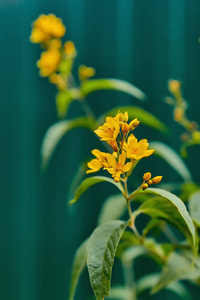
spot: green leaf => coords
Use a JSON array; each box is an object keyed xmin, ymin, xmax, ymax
[
  {"xmin": 87, "ymin": 220, "xmax": 129, "ymax": 300},
  {"xmin": 105, "ymin": 286, "xmax": 132, "ymax": 299},
  {"xmin": 69, "ymin": 239, "xmax": 88, "ymax": 300},
  {"xmin": 135, "ymin": 188, "xmax": 196, "ymax": 246},
  {"xmin": 68, "ymin": 161, "xmax": 88, "ymax": 201},
  {"xmin": 149, "ymin": 142, "xmax": 192, "ymax": 182},
  {"xmin": 98, "ymin": 106, "xmax": 168, "ymax": 135},
  {"xmin": 151, "ymin": 252, "xmax": 200, "ymax": 294},
  {"xmin": 142, "ymin": 218, "xmax": 166, "ymax": 237},
  {"xmin": 98, "ymin": 194, "xmax": 127, "ymax": 225},
  {"xmin": 181, "ymin": 139, "xmax": 200, "ymax": 158},
  {"xmin": 179, "ymin": 182, "xmax": 200, "ymax": 202},
  {"xmin": 188, "ymin": 190, "xmax": 200, "ymax": 226},
  {"xmin": 56, "ymin": 90, "xmax": 74, "ymax": 118},
  {"xmin": 81, "ymin": 79, "xmax": 146, "ymax": 100},
  {"xmin": 137, "ymin": 273, "xmax": 192, "ymax": 300},
  {"xmin": 69, "ymin": 176, "xmax": 124, "ymax": 204},
  {"xmin": 41, "ymin": 117, "xmax": 95, "ymax": 169}
]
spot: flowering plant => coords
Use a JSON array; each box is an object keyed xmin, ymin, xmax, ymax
[{"xmin": 31, "ymin": 14, "xmax": 200, "ymax": 300}]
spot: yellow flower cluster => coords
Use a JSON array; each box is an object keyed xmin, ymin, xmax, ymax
[
  {"xmin": 87, "ymin": 111, "xmax": 155, "ymax": 183},
  {"xmin": 30, "ymin": 14, "xmax": 76, "ymax": 80},
  {"xmin": 30, "ymin": 14, "xmax": 66, "ymax": 44}
]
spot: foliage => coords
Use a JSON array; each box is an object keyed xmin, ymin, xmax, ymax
[{"xmin": 31, "ymin": 14, "xmax": 200, "ymax": 300}]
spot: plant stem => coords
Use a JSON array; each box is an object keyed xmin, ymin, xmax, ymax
[{"xmin": 122, "ymin": 260, "xmax": 137, "ymax": 300}]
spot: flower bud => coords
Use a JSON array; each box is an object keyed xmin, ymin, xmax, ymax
[
  {"xmin": 141, "ymin": 183, "xmax": 148, "ymax": 190},
  {"xmin": 173, "ymin": 107, "xmax": 183, "ymax": 122},
  {"xmin": 147, "ymin": 180, "xmax": 153, "ymax": 185},
  {"xmin": 168, "ymin": 80, "xmax": 181, "ymax": 95},
  {"xmin": 129, "ymin": 118, "xmax": 140, "ymax": 130},
  {"xmin": 143, "ymin": 172, "xmax": 151, "ymax": 181},
  {"xmin": 122, "ymin": 123, "xmax": 130, "ymax": 133},
  {"xmin": 152, "ymin": 176, "xmax": 162, "ymax": 184}
]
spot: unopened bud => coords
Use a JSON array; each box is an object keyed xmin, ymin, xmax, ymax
[
  {"xmin": 147, "ymin": 180, "xmax": 153, "ymax": 185},
  {"xmin": 181, "ymin": 133, "xmax": 189, "ymax": 141},
  {"xmin": 122, "ymin": 123, "xmax": 130, "ymax": 133},
  {"xmin": 168, "ymin": 80, "xmax": 181, "ymax": 95},
  {"xmin": 152, "ymin": 176, "xmax": 162, "ymax": 184},
  {"xmin": 143, "ymin": 172, "xmax": 151, "ymax": 181},
  {"xmin": 173, "ymin": 108, "xmax": 183, "ymax": 122},
  {"xmin": 141, "ymin": 183, "xmax": 148, "ymax": 190},
  {"xmin": 129, "ymin": 118, "xmax": 140, "ymax": 130}
]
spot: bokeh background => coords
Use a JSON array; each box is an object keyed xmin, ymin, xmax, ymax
[{"xmin": 1, "ymin": 0, "xmax": 200, "ymax": 299}]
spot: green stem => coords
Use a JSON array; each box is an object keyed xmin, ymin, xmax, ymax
[{"xmin": 80, "ymin": 99, "xmax": 96, "ymax": 120}]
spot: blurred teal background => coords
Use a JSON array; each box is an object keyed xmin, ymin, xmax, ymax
[{"xmin": 1, "ymin": 0, "xmax": 200, "ymax": 299}]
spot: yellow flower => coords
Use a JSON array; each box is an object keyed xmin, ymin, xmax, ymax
[
  {"xmin": 104, "ymin": 152, "xmax": 132, "ymax": 182},
  {"xmin": 94, "ymin": 116, "xmax": 120, "ymax": 141},
  {"xmin": 115, "ymin": 111, "xmax": 139, "ymax": 133},
  {"xmin": 49, "ymin": 39, "xmax": 62, "ymax": 50},
  {"xmin": 37, "ymin": 50, "xmax": 61, "ymax": 77},
  {"xmin": 78, "ymin": 65, "xmax": 95, "ymax": 81},
  {"xmin": 116, "ymin": 111, "xmax": 128, "ymax": 123},
  {"xmin": 86, "ymin": 149, "xmax": 108, "ymax": 174},
  {"xmin": 124, "ymin": 134, "xmax": 154, "ymax": 160},
  {"xmin": 64, "ymin": 41, "xmax": 76, "ymax": 57},
  {"xmin": 30, "ymin": 14, "xmax": 66, "ymax": 44}
]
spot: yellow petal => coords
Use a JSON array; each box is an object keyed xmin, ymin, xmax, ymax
[
  {"xmin": 107, "ymin": 154, "xmax": 117, "ymax": 168},
  {"xmin": 122, "ymin": 162, "xmax": 132, "ymax": 173}
]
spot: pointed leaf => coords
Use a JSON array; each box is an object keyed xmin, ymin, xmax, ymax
[
  {"xmin": 69, "ymin": 176, "xmax": 124, "ymax": 204},
  {"xmin": 137, "ymin": 273, "xmax": 192, "ymax": 300},
  {"xmin": 68, "ymin": 161, "xmax": 88, "ymax": 201},
  {"xmin": 150, "ymin": 142, "xmax": 192, "ymax": 182},
  {"xmin": 69, "ymin": 239, "xmax": 88, "ymax": 300},
  {"xmin": 87, "ymin": 220, "xmax": 129, "ymax": 300},
  {"xmin": 151, "ymin": 252, "xmax": 200, "ymax": 294},
  {"xmin": 41, "ymin": 117, "xmax": 95, "ymax": 169},
  {"xmin": 188, "ymin": 190, "xmax": 200, "ymax": 226},
  {"xmin": 135, "ymin": 188, "xmax": 195, "ymax": 246},
  {"xmin": 81, "ymin": 79, "xmax": 146, "ymax": 100},
  {"xmin": 98, "ymin": 194, "xmax": 127, "ymax": 225},
  {"xmin": 98, "ymin": 106, "xmax": 168, "ymax": 135}
]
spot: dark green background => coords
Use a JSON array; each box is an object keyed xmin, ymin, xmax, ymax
[{"xmin": 1, "ymin": 0, "xmax": 200, "ymax": 299}]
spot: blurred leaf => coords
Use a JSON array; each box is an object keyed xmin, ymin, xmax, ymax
[
  {"xmin": 87, "ymin": 220, "xmax": 129, "ymax": 300},
  {"xmin": 179, "ymin": 182, "xmax": 200, "ymax": 202},
  {"xmin": 69, "ymin": 239, "xmax": 88, "ymax": 300},
  {"xmin": 151, "ymin": 252, "xmax": 200, "ymax": 294},
  {"xmin": 56, "ymin": 90, "xmax": 74, "ymax": 118},
  {"xmin": 188, "ymin": 190, "xmax": 200, "ymax": 226},
  {"xmin": 134, "ymin": 188, "xmax": 196, "ymax": 246},
  {"xmin": 41, "ymin": 117, "xmax": 95, "ymax": 169},
  {"xmin": 121, "ymin": 245, "xmax": 148, "ymax": 264},
  {"xmin": 149, "ymin": 142, "xmax": 192, "ymax": 182},
  {"xmin": 81, "ymin": 79, "xmax": 146, "ymax": 100},
  {"xmin": 142, "ymin": 218, "xmax": 166, "ymax": 237},
  {"xmin": 98, "ymin": 106, "xmax": 168, "ymax": 135},
  {"xmin": 105, "ymin": 286, "xmax": 132, "ymax": 299},
  {"xmin": 98, "ymin": 194, "xmax": 127, "ymax": 225},
  {"xmin": 181, "ymin": 140, "xmax": 200, "ymax": 158},
  {"xmin": 137, "ymin": 273, "xmax": 192, "ymax": 299},
  {"xmin": 68, "ymin": 161, "xmax": 88, "ymax": 201},
  {"xmin": 69, "ymin": 176, "xmax": 124, "ymax": 204},
  {"xmin": 116, "ymin": 232, "xmax": 139, "ymax": 258}
]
